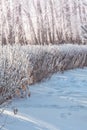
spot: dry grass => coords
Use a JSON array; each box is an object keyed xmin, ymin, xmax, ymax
[{"xmin": 0, "ymin": 44, "xmax": 87, "ymax": 104}]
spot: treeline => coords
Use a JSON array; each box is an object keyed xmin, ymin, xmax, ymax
[{"xmin": 0, "ymin": 0, "xmax": 87, "ymax": 45}]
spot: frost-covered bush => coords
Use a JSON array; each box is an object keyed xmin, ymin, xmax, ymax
[
  {"xmin": 1, "ymin": 44, "xmax": 87, "ymax": 103},
  {"xmin": 0, "ymin": 45, "xmax": 30, "ymax": 104},
  {"xmin": 27, "ymin": 44, "xmax": 87, "ymax": 83}
]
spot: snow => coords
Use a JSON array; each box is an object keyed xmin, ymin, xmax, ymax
[{"xmin": 1, "ymin": 67, "xmax": 87, "ymax": 130}]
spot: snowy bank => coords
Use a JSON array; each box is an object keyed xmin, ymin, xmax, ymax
[{"xmin": 0, "ymin": 44, "xmax": 87, "ymax": 102}]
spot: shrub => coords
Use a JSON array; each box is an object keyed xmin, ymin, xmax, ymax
[{"xmin": 1, "ymin": 44, "xmax": 87, "ymax": 104}]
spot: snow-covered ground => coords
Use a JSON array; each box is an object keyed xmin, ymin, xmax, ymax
[{"xmin": 1, "ymin": 68, "xmax": 87, "ymax": 130}]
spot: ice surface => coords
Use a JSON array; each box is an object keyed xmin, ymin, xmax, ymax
[{"xmin": 1, "ymin": 68, "xmax": 87, "ymax": 130}]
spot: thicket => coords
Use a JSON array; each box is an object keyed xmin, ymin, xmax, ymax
[{"xmin": 1, "ymin": 44, "xmax": 87, "ymax": 104}]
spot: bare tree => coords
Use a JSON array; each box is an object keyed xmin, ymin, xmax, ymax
[
  {"xmin": 0, "ymin": 0, "xmax": 87, "ymax": 45},
  {"xmin": 81, "ymin": 2, "xmax": 87, "ymax": 41}
]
